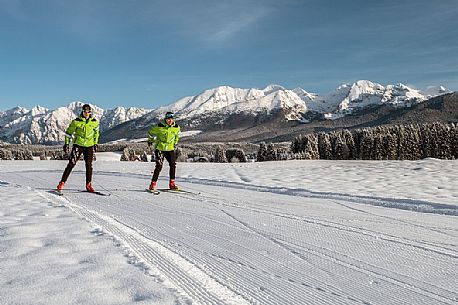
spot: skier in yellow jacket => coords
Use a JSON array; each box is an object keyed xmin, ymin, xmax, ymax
[
  {"xmin": 57, "ymin": 104, "xmax": 99, "ymax": 193},
  {"xmin": 147, "ymin": 111, "xmax": 180, "ymax": 192}
]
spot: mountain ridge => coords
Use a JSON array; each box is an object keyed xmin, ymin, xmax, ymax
[
  {"xmin": 1, "ymin": 80, "xmax": 454, "ymax": 144},
  {"xmin": 0, "ymin": 101, "xmax": 150, "ymax": 144}
]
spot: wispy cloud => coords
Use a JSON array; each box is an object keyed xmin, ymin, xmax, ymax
[
  {"xmin": 0, "ymin": 0, "xmax": 276, "ymax": 45},
  {"xmin": 202, "ymin": 10, "xmax": 270, "ymax": 43},
  {"xmin": 141, "ymin": 0, "xmax": 276, "ymax": 45}
]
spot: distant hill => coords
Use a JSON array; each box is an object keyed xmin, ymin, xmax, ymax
[
  {"xmin": 0, "ymin": 102, "xmax": 151, "ymax": 144},
  {"xmin": 101, "ymin": 81, "xmax": 456, "ymax": 142},
  {"xmin": 178, "ymin": 92, "xmax": 458, "ymax": 143},
  {"xmin": 1, "ymin": 81, "xmax": 454, "ymax": 144}
]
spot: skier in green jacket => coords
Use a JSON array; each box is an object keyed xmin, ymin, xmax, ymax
[
  {"xmin": 148, "ymin": 111, "xmax": 181, "ymax": 192},
  {"xmin": 57, "ymin": 104, "xmax": 99, "ymax": 193}
]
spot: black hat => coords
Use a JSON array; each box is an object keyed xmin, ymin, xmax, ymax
[
  {"xmin": 165, "ymin": 112, "xmax": 174, "ymax": 119},
  {"xmin": 82, "ymin": 104, "xmax": 92, "ymax": 112}
]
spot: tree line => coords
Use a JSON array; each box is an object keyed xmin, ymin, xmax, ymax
[
  {"xmin": 290, "ymin": 123, "xmax": 458, "ymax": 160},
  {"xmin": 2, "ymin": 123, "xmax": 457, "ymax": 161}
]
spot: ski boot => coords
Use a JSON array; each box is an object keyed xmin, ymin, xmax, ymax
[
  {"xmin": 57, "ymin": 181, "xmax": 65, "ymax": 192},
  {"xmin": 149, "ymin": 181, "xmax": 157, "ymax": 192},
  {"xmin": 169, "ymin": 179, "xmax": 179, "ymax": 191},
  {"xmin": 86, "ymin": 182, "xmax": 95, "ymax": 193}
]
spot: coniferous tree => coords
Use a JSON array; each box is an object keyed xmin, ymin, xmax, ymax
[
  {"xmin": 307, "ymin": 134, "xmax": 320, "ymax": 159},
  {"xmin": 399, "ymin": 125, "xmax": 422, "ymax": 160},
  {"xmin": 214, "ymin": 145, "xmax": 227, "ymax": 163},
  {"xmin": 343, "ymin": 129, "xmax": 356, "ymax": 159},
  {"xmin": 419, "ymin": 124, "xmax": 433, "ymax": 158},
  {"xmin": 40, "ymin": 152, "xmax": 47, "ymax": 160},
  {"xmin": 120, "ymin": 147, "xmax": 130, "ymax": 161},
  {"xmin": 318, "ymin": 133, "xmax": 332, "ymax": 159},
  {"xmin": 429, "ymin": 123, "xmax": 441, "ymax": 158},
  {"xmin": 436, "ymin": 123, "xmax": 452, "ymax": 159},
  {"xmin": 451, "ymin": 123, "xmax": 458, "ymax": 159},
  {"xmin": 359, "ymin": 129, "xmax": 373, "ymax": 160},
  {"xmin": 299, "ymin": 134, "xmax": 308, "ymax": 153},
  {"xmin": 226, "ymin": 148, "xmax": 247, "ymax": 162},
  {"xmin": 382, "ymin": 131, "xmax": 398, "ymax": 160},
  {"xmin": 332, "ymin": 131, "xmax": 350, "ymax": 160},
  {"xmin": 372, "ymin": 134, "xmax": 384, "ymax": 160},
  {"xmin": 291, "ymin": 136, "xmax": 301, "ymax": 154},
  {"xmin": 352, "ymin": 130, "xmax": 364, "ymax": 159},
  {"xmin": 291, "ymin": 122, "xmax": 457, "ymax": 161},
  {"xmin": 265, "ymin": 143, "xmax": 278, "ymax": 161},
  {"xmin": 257, "ymin": 142, "xmax": 267, "ymax": 161},
  {"xmin": 394, "ymin": 125, "xmax": 406, "ymax": 160}
]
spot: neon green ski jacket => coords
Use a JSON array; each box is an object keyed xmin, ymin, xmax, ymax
[
  {"xmin": 64, "ymin": 115, "xmax": 100, "ymax": 147},
  {"xmin": 148, "ymin": 120, "xmax": 180, "ymax": 151}
]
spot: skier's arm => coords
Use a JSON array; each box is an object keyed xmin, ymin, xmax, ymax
[
  {"xmin": 93, "ymin": 121, "xmax": 100, "ymax": 144},
  {"xmin": 64, "ymin": 121, "xmax": 77, "ymax": 145},
  {"xmin": 148, "ymin": 126, "xmax": 159, "ymax": 145},
  {"xmin": 174, "ymin": 126, "xmax": 180, "ymax": 146}
]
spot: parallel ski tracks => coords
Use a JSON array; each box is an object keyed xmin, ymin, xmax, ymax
[
  {"xmin": 32, "ymin": 171, "xmax": 457, "ymax": 305},
  {"xmin": 57, "ymin": 197, "xmax": 251, "ymax": 305},
  {"xmin": 221, "ymin": 209, "xmax": 456, "ymax": 305},
  {"xmin": 187, "ymin": 189, "xmax": 458, "ymax": 260},
  {"xmin": 135, "ymin": 186, "xmax": 458, "ymax": 304}
]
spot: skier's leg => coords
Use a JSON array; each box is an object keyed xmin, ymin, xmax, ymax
[
  {"xmin": 164, "ymin": 150, "xmax": 177, "ymax": 189},
  {"xmin": 164, "ymin": 150, "xmax": 176, "ymax": 180},
  {"xmin": 151, "ymin": 150, "xmax": 164, "ymax": 182},
  {"xmin": 83, "ymin": 146, "xmax": 94, "ymax": 184},
  {"xmin": 60, "ymin": 145, "xmax": 82, "ymax": 183}
]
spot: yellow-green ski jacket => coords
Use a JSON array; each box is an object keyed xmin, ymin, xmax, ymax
[
  {"xmin": 148, "ymin": 120, "xmax": 180, "ymax": 151},
  {"xmin": 64, "ymin": 115, "xmax": 100, "ymax": 147}
]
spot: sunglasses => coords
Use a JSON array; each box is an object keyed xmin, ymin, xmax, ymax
[
  {"xmin": 83, "ymin": 110, "xmax": 91, "ymax": 113},
  {"xmin": 165, "ymin": 115, "xmax": 174, "ymax": 119}
]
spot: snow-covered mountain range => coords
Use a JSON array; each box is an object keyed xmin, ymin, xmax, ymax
[
  {"xmin": 138, "ymin": 80, "xmax": 451, "ymax": 125},
  {"xmin": 1, "ymin": 80, "xmax": 452, "ymax": 144},
  {"xmin": 0, "ymin": 102, "xmax": 150, "ymax": 144}
]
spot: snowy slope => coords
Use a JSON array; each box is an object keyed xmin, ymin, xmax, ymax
[
  {"xmin": 139, "ymin": 81, "xmax": 448, "ymax": 124},
  {"xmin": 0, "ymin": 159, "xmax": 457, "ymax": 305},
  {"xmin": 1, "ymin": 81, "xmax": 452, "ymax": 143},
  {"xmin": 148, "ymin": 84, "xmax": 307, "ymax": 121},
  {"xmin": 421, "ymin": 85, "xmax": 452, "ymax": 98},
  {"xmin": 308, "ymin": 80, "xmax": 426, "ymax": 118},
  {"xmin": 0, "ymin": 101, "xmax": 151, "ymax": 144}
]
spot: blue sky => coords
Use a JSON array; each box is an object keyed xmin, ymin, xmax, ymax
[{"xmin": 1, "ymin": 0, "xmax": 457, "ymax": 110}]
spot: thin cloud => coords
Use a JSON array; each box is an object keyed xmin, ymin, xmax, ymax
[
  {"xmin": 204, "ymin": 10, "xmax": 270, "ymax": 43},
  {"xmin": 142, "ymin": 0, "xmax": 276, "ymax": 45},
  {"xmin": 9, "ymin": 0, "xmax": 276, "ymax": 45}
]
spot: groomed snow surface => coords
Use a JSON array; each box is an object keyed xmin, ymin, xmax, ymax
[{"xmin": 1, "ymin": 156, "xmax": 457, "ymax": 305}]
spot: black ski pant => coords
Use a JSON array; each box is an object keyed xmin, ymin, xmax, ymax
[
  {"xmin": 152, "ymin": 149, "xmax": 176, "ymax": 182},
  {"xmin": 61, "ymin": 145, "xmax": 94, "ymax": 184}
]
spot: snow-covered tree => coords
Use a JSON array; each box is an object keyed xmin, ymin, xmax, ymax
[
  {"xmin": 318, "ymin": 133, "xmax": 332, "ymax": 159},
  {"xmin": 120, "ymin": 147, "xmax": 130, "ymax": 161},
  {"xmin": 331, "ymin": 131, "xmax": 350, "ymax": 160},
  {"xmin": 257, "ymin": 143, "xmax": 268, "ymax": 162},
  {"xmin": 226, "ymin": 148, "xmax": 247, "ymax": 163},
  {"xmin": 214, "ymin": 146, "xmax": 227, "ymax": 163}
]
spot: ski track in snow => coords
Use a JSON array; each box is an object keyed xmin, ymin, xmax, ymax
[
  {"xmin": 1, "ymin": 162, "xmax": 457, "ymax": 305},
  {"xmin": 7, "ymin": 168, "xmax": 458, "ymax": 215}
]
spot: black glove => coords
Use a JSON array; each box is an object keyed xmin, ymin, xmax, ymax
[
  {"xmin": 63, "ymin": 144, "xmax": 69, "ymax": 153},
  {"xmin": 94, "ymin": 144, "xmax": 98, "ymax": 152}
]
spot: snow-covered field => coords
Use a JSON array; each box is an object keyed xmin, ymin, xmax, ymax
[{"xmin": 1, "ymin": 156, "xmax": 457, "ymax": 304}]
